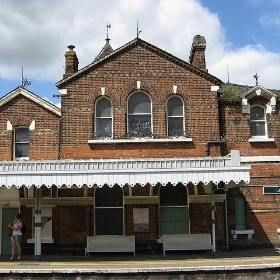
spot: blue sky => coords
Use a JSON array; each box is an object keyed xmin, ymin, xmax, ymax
[{"xmin": 0, "ymin": 0, "xmax": 279, "ymax": 107}]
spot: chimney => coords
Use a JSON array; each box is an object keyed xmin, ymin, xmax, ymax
[
  {"xmin": 189, "ymin": 35, "xmax": 207, "ymax": 72},
  {"xmin": 64, "ymin": 45, "xmax": 79, "ymax": 78}
]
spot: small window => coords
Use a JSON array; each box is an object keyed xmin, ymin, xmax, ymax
[
  {"xmin": 95, "ymin": 98, "xmax": 112, "ymax": 138},
  {"xmin": 127, "ymin": 91, "xmax": 152, "ymax": 137},
  {"xmin": 167, "ymin": 96, "xmax": 184, "ymax": 137},
  {"xmin": 250, "ymin": 106, "xmax": 266, "ymax": 137},
  {"xmin": 14, "ymin": 127, "xmax": 29, "ymax": 159}
]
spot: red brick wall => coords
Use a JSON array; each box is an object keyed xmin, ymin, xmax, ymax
[
  {"xmin": 0, "ymin": 95, "xmax": 60, "ymax": 160},
  {"xmin": 60, "ymin": 45, "xmax": 220, "ymax": 159}
]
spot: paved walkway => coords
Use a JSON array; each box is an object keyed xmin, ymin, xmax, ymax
[{"xmin": 0, "ymin": 247, "xmax": 280, "ymax": 274}]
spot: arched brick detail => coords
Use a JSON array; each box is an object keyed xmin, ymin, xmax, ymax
[
  {"xmin": 118, "ymin": 80, "xmax": 159, "ymax": 107},
  {"xmin": 10, "ymin": 116, "xmax": 32, "ymax": 127}
]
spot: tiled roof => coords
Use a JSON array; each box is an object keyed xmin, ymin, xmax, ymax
[{"xmin": 94, "ymin": 39, "xmax": 113, "ymax": 61}]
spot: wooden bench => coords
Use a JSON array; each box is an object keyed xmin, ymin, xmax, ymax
[
  {"xmin": 85, "ymin": 235, "xmax": 135, "ymax": 257},
  {"xmin": 162, "ymin": 233, "xmax": 213, "ymax": 256}
]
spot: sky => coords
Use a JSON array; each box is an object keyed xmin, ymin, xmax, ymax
[{"xmin": 0, "ymin": 0, "xmax": 280, "ymax": 107}]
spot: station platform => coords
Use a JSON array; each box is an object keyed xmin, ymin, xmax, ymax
[{"xmin": 0, "ymin": 247, "xmax": 280, "ymax": 279}]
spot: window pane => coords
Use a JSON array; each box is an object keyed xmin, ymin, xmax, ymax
[
  {"xmin": 95, "ymin": 208, "xmax": 123, "ymax": 235},
  {"xmin": 250, "ymin": 122, "xmax": 265, "ymax": 136},
  {"xmin": 128, "ymin": 115, "xmax": 151, "ymax": 136},
  {"xmin": 160, "ymin": 184, "xmax": 187, "ymax": 206},
  {"xmin": 15, "ymin": 144, "xmax": 29, "ymax": 157},
  {"xmin": 96, "ymin": 119, "xmax": 112, "ymax": 137},
  {"xmin": 168, "ymin": 97, "xmax": 183, "ymax": 116},
  {"xmin": 250, "ymin": 107, "xmax": 265, "ymax": 121},
  {"xmin": 168, "ymin": 117, "xmax": 183, "ymax": 136},
  {"xmin": 96, "ymin": 99, "xmax": 111, "ymax": 117},
  {"xmin": 128, "ymin": 92, "xmax": 151, "ymax": 114},
  {"xmin": 15, "ymin": 128, "xmax": 29, "ymax": 142},
  {"xmin": 95, "ymin": 185, "xmax": 123, "ymax": 207}
]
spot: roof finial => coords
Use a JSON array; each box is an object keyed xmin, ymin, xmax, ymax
[
  {"xmin": 106, "ymin": 21, "xmax": 111, "ymax": 42},
  {"xmin": 137, "ymin": 21, "xmax": 141, "ymax": 38},
  {"xmin": 21, "ymin": 67, "xmax": 31, "ymax": 88},
  {"xmin": 253, "ymin": 72, "xmax": 260, "ymax": 86}
]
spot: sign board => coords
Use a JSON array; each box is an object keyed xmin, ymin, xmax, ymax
[
  {"xmin": 133, "ymin": 207, "xmax": 149, "ymax": 232},
  {"xmin": 263, "ymin": 186, "xmax": 280, "ymax": 194}
]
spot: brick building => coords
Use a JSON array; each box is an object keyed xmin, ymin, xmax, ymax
[{"xmin": 0, "ymin": 34, "xmax": 279, "ymax": 257}]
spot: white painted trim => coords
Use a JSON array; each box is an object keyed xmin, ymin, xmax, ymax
[
  {"xmin": 211, "ymin": 86, "xmax": 219, "ymax": 92},
  {"xmin": 248, "ymin": 137, "xmax": 275, "ymax": 143},
  {"xmin": 241, "ymin": 156, "xmax": 280, "ymax": 163},
  {"xmin": 58, "ymin": 89, "xmax": 67, "ymax": 95},
  {"xmin": 0, "ymin": 87, "xmax": 61, "ymax": 116}
]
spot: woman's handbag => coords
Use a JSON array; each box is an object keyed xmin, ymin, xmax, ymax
[{"xmin": 6, "ymin": 225, "xmax": 13, "ymax": 236}]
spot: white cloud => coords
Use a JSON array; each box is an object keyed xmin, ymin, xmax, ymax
[{"xmin": 0, "ymin": 0, "xmax": 279, "ymax": 91}]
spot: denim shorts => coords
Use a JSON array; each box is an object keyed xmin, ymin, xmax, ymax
[{"xmin": 11, "ymin": 235, "xmax": 22, "ymax": 243}]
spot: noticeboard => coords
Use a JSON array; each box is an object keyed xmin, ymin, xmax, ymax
[
  {"xmin": 263, "ymin": 186, "xmax": 280, "ymax": 194},
  {"xmin": 133, "ymin": 207, "xmax": 149, "ymax": 232}
]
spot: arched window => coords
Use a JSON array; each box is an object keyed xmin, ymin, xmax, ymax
[
  {"xmin": 250, "ymin": 106, "xmax": 267, "ymax": 138},
  {"xmin": 95, "ymin": 98, "xmax": 112, "ymax": 138},
  {"xmin": 14, "ymin": 127, "xmax": 29, "ymax": 160},
  {"xmin": 167, "ymin": 96, "xmax": 184, "ymax": 137},
  {"xmin": 127, "ymin": 91, "xmax": 152, "ymax": 137}
]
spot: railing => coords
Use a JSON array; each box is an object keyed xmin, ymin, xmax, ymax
[
  {"xmin": 0, "ymin": 154, "xmax": 238, "ymax": 173},
  {"xmin": 93, "ymin": 129, "xmax": 191, "ymax": 140}
]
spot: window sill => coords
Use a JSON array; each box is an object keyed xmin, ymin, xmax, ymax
[
  {"xmin": 14, "ymin": 157, "xmax": 29, "ymax": 161},
  {"xmin": 88, "ymin": 138, "xmax": 193, "ymax": 144},
  {"xmin": 249, "ymin": 137, "xmax": 275, "ymax": 143}
]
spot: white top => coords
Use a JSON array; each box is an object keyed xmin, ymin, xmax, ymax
[{"xmin": 12, "ymin": 220, "xmax": 22, "ymax": 236}]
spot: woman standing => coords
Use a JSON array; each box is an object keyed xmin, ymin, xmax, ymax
[{"xmin": 8, "ymin": 213, "xmax": 23, "ymax": 260}]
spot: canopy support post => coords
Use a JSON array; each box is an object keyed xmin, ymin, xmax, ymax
[
  {"xmin": 34, "ymin": 187, "xmax": 42, "ymax": 261},
  {"xmin": 224, "ymin": 188, "xmax": 229, "ymax": 251},
  {"xmin": 211, "ymin": 188, "xmax": 216, "ymax": 256}
]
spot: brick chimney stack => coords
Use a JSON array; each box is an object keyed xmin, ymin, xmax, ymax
[
  {"xmin": 189, "ymin": 35, "xmax": 207, "ymax": 72},
  {"xmin": 64, "ymin": 45, "xmax": 79, "ymax": 78}
]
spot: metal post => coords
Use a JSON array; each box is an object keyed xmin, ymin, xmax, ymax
[
  {"xmin": 34, "ymin": 187, "xmax": 42, "ymax": 261},
  {"xmin": 211, "ymin": 189, "xmax": 216, "ymax": 255},
  {"xmin": 224, "ymin": 189, "xmax": 229, "ymax": 251}
]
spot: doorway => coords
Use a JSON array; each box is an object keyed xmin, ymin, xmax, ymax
[{"xmin": 1, "ymin": 208, "xmax": 19, "ymax": 255}]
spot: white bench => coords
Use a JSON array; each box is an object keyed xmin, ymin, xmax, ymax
[
  {"xmin": 231, "ymin": 229, "xmax": 254, "ymax": 240},
  {"xmin": 85, "ymin": 235, "xmax": 135, "ymax": 257},
  {"xmin": 162, "ymin": 233, "xmax": 213, "ymax": 256}
]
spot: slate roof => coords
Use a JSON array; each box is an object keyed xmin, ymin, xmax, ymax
[{"xmin": 94, "ymin": 38, "xmax": 113, "ymax": 61}]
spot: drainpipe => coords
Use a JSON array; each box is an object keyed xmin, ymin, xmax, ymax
[
  {"xmin": 57, "ymin": 116, "xmax": 62, "ymax": 160},
  {"xmin": 206, "ymin": 140, "xmax": 224, "ymax": 156}
]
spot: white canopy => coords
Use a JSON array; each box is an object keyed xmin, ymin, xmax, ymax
[{"xmin": 0, "ymin": 150, "xmax": 250, "ymax": 188}]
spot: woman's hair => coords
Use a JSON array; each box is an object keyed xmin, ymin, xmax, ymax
[{"xmin": 16, "ymin": 213, "xmax": 22, "ymax": 220}]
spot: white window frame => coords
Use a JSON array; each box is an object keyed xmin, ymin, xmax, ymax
[
  {"xmin": 94, "ymin": 97, "xmax": 113, "ymax": 138},
  {"xmin": 166, "ymin": 95, "xmax": 185, "ymax": 137},
  {"xmin": 127, "ymin": 91, "xmax": 152, "ymax": 137},
  {"xmin": 14, "ymin": 127, "xmax": 29, "ymax": 160},
  {"xmin": 249, "ymin": 105, "xmax": 268, "ymax": 140}
]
